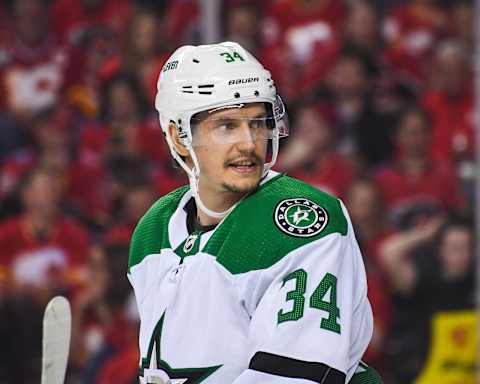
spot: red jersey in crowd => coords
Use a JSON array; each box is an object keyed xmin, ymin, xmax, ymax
[
  {"xmin": 95, "ymin": 313, "xmax": 139, "ymax": 384},
  {"xmin": 103, "ymin": 224, "xmax": 134, "ymax": 247},
  {"xmin": 164, "ymin": 0, "xmax": 199, "ymax": 45},
  {"xmin": 290, "ymin": 152, "xmax": 355, "ymax": 199},
  {"xmin": 260, "ymin": 0, "xmax": 343, "ymax": 99},
  {"xmin": 50, "ymin": 0, "xmax": 132, "ymax": 43},
  {"xmin": 374, "ymin": 161, "xmax": 465, "ymax": 228},
  {"xmin": 260, "ymin": 37, "xmax": 339, "ymax": 99},
  {"xmin": 383, "ymin": 3, "xmax": 450, "ymax": 83},
  {"xmin": 0, "ymin": 215, "xmax": 89, "ymax": 286},
  {"xmin": 0, "ymin": 36, "xmax": 67, "ymax": 114},
  {"xmin": 422, "ymin": 86, "xmax": 474, "ymax": 163},
  {"xmin": 262, "ymin": 0, "xmax": 345, "ymax": 48}
]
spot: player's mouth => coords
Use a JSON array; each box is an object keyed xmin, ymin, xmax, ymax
[{"xmin": 226, "ymin": 158, "xmax": 259, "ymax": 174}]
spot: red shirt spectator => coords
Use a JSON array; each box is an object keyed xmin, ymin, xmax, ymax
[
  {"xmin": 279, "ymin": 103, "xmax": 354, "ymax": 197},
  {"xmin": 374, "ymin": 106, "xmax": 466, "ymax": 229},
  {"xmin": 345, "ymin": 178, "xmax": 396, "ymax": 272},
  {"xmin": 68, "ymin": 155, "xmax": 112, "ymax": 223},
  {"xmin": 165, "ymin": 0, "xmax": 199, "ymax": 45},
  {"xmin": 0, "ymin": 38, "xmax": 67, "ymax": 116},
  {"xmin": 423, "ymin": 87, "xmax": 474, "ymax": 163},
  {"xmin": 50, "ymin": 0, "xmax": 132, "ymax": 43},
  {"xmin": 422, "ymin": 40, "xmax": 474, "ymax": 163},
  {"xmin": 383, "ymin": 0, "xmax": 450, "ymax": 84},
  {"xmin": 375, "ymin": 161, "xmax": 465, "ymax": 227},
  {"xmin": 0, "ymin": 169, "xmax": 89, "ymax": 289},
  {"xmin": 260, "ymin": 38, "xmax": 339, "ymax": 100},
  {"xmin": 262, "ymin": 0, "xmax": 345, "ymax": 48},
  {"xmin": 0, "ymin": 0, "xmax": 69, "ymax": 116},
  {"xmin": 0, "ymin": 215, "xmax": 89, "ymax": 271},
  {"xmin": 291, "ymin": 152, "xmax": 354, "ymax": 199},
  {"xmin": 260, "ymin": 0, "xmax": 343, "ymax": 99},
  {"xmin": 96, "ymin": 342, "xmax": 139, "ymax": 384}
]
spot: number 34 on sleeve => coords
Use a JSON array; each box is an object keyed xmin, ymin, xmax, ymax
[{"xmin": 277, "ymin": 269, "xmax": 341, "ymax": 334}]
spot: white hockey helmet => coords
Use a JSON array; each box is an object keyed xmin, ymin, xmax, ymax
[{"xmin": 155, "ymin": 41, "xmax": 288, "ymax": 218}]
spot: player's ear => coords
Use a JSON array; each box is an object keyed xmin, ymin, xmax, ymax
[{"xmin": 168, "ymin": 122, "xmax": 189, "ymax": 157}]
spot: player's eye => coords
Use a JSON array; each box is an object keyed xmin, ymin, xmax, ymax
[
  {"xmin": 249, "ymin": 118, "xmax": 268, "ymax": 130},
  {"xmin": 214, "ymin": 121, "xmax": 237, "ymax": 134},
  {"xmin": 222, "ymin": 122, "xmax": 236, "ymax": 130}
]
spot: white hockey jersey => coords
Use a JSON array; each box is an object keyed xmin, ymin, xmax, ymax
[{"xmin": 128, "ymin": 172, "xmax": 377, "ymax": 384}]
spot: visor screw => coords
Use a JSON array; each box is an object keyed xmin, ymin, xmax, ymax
[
  {"xmin": 234, "ymin": 92, "xmax": 240, "ymax": 98},
  {"xmin": 254, "ymin": 90, "xmax": 259, "ymax": 96}
]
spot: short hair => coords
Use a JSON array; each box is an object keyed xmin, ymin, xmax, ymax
[{"xmin": 99, "ymin": 72, "xmax": 150, "ymax": 121}]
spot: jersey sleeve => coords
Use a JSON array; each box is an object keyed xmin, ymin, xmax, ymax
[{"xmin": 232, "ymin": 201, "xmax": 373, "ymax": 384}]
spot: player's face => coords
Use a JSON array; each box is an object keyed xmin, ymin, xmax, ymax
[{"xmin": 192, "ymin": 103, "xmax": 269, "ymax": 197}]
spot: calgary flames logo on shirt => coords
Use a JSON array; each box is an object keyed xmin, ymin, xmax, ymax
[{"xmin": 274, "ymin": 198, "xmax": 328, "ymax": 237}]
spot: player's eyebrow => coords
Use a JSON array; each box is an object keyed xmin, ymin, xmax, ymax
[
  {"xmin": 251, "ymin": 111, "xmax": 268, "ymax": 119},
  {"xmin": 208, "ymin": 110, "xmax": 267, "ymax": 123},
  {"xmin": 211, "ymin": 116, "xmax": 236, "ymax": 125},
  {"xmin": 215, "ymin": 110, "xmax": 267, "ymax": 121}
]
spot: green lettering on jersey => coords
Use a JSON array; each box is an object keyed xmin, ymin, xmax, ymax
[
  {"xmin": 277, "ymin": 270, "xmax": 341, "ymax": 334},
  {"xmin": 310, "ymin": 272, "xmax": 341, "ymax": 334},
  {"xmin": 277, "ymin": 269, "xmax": 307, "ymax": 323}
]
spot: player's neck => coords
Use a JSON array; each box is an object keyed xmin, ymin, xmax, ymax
[{"xmin": 196, "ymin": 190, "xmax": 244, "ymax": 226}]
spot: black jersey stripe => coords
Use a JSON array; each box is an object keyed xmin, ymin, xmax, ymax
[{"xmin": 249, "ymin": 351, "xmax": 346, "ymax": 384}]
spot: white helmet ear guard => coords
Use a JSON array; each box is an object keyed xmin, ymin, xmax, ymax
[{"xmin": 155, "ymin": 42, "xmax": 289, "ymax": 218}]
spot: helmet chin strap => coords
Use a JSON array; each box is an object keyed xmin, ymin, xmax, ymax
[
  {"xmin": 190, "ymin": 177, "xmax": 235, "ymax": 219},
  {"xmin": 165, "ymin": 131, "xmax": 237, "ymax": 219},
  {"xmin": 189, "ymin": 149, "xmax": 236, "ymax": 219}
]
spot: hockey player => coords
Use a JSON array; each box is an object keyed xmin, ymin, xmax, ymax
[{"xmin": 128, "ymin": 42, "xmax": 382, "ymax": 383}]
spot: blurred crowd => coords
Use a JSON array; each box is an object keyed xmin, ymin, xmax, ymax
[{"xmin": 0, "ymin": 0, "xmax": 475, "ymax": 383}]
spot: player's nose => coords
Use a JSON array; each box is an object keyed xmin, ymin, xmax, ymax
[{"xmin": 235, "ymin": 123, "xmax": 256, "ymax": 150}]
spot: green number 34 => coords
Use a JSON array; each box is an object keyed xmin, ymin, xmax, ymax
[
  {"xmin": 277, "ymin": 269, "xmax": 341, "ymax": 334},
  {"xmin": 220, "ymin": 51, "xmax": 245, "ymax": 63}
]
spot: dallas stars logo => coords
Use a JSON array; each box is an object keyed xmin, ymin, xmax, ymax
[
  {"xmin": 274, "ymin": 198, "xmax": 328, "ymax": 237},
  {"xmin": 140, "ymin": 312, "xmax": 222, "ymax": 383}
]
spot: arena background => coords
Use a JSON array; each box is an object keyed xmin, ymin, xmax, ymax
[{"xmin": 0, "ymin": 0, "xmax": 476, "ymax": 383}]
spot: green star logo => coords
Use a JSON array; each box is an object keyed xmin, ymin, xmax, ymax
[
  {"xmin": 140, "ymin": 312, "xmax": 222, "ymax": 383},
  {"xmin": 285, "ymin": 205, "xmax": 317, "ymax": 228},
  {"xmin": 274, "ymin": 198, "xmax": 328, "ymax": 237}
]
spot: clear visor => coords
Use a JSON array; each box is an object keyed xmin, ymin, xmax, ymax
[{"xmin": 190, "ymin": 96, "xmax": 289, "ymax": 147}]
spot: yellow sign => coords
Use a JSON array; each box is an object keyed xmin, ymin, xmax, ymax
[{"xmin": 415, "ymin": 310, "xmax": 478, "ymax": 384}]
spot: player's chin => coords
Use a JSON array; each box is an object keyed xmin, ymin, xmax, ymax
[{"xmin": 223, "ymin": 167, "xmax": 262, "ymax": 192}]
